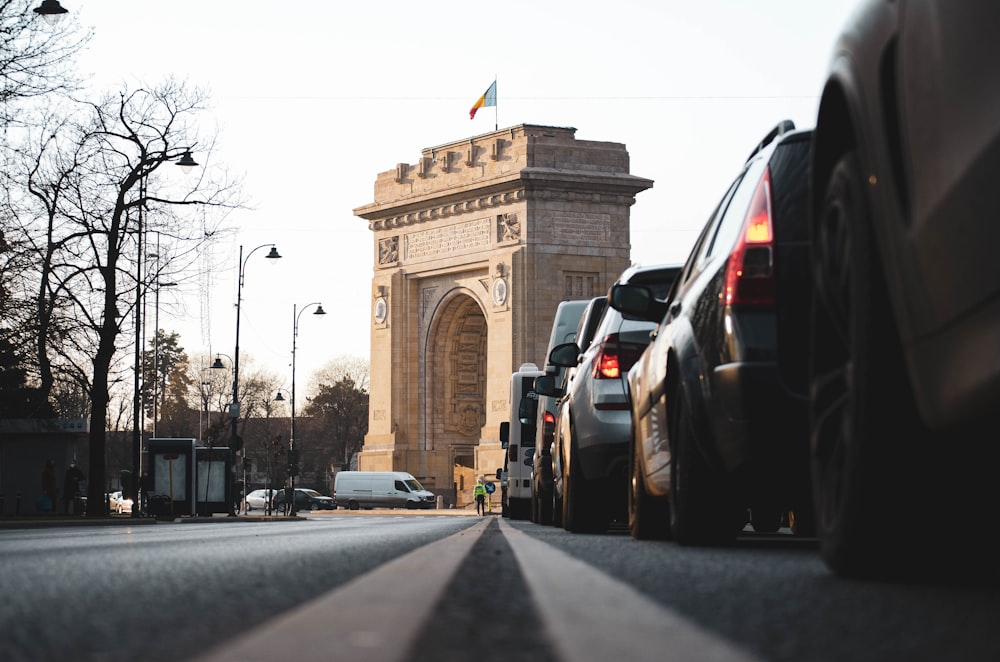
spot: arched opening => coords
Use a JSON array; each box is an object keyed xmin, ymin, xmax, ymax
[{"xmin": 424, "ymin": 290, "xmax": 488, "ymax": 497}]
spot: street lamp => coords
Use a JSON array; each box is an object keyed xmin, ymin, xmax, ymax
[
  {"xmin": 285, "ymin": 302, "xmax": 326, "ymax": 516},
  {"xmin": 33, "ymin": 0, "xmax": 68, "ymax": 24},
  {"xmin": 131, "ymin": 151, "xmax": 199, "ymax": 518},
  {"xmin": 225, "ymin": 244, "xmax": 281, "ymax": 516}
]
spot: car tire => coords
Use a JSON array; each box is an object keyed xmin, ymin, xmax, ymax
[
  {"xmin": 629, "ymin": 436, "xmax": 671, "ymax": 540},
  {"xmin": 809, "ymin": 150, "xmax": 930, "ymax": 579},
  {"xmin": 563, "ymin": 430, "xmax": 606, "ymax": 534},
  {"xmin": 669, "ymin": 388, "xmax": 735, "ymax": 546},
  {"xmin": 348, "ymin": 500, "xmax": 360, "ymax": 511}
]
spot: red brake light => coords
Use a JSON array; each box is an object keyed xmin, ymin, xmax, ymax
[
  {"xmin": 593, "ymin": 333, "xmax": 646, "ymax": 379},
  {"xmin": 724, "ymin": 167, "xmax": 776, "ymax": 307},
  {"xmin": 542, "ymin": 411, "xmax": 556, "ymax": 449}
]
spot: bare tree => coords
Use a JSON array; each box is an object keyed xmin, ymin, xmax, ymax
[
  {"xmin": 308, "ymin": 354, "xmax": 370, "ymax": 395},
  {"xmin": 9, "ymin": 80, "xmax": 240, "ymax": 514}
]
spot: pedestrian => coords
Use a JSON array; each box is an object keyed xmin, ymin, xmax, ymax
[
  {"xmin": 63, "ymin": 460, "xmax": 86, "ymax": 515},
  {"xmin": 473, "ymin": 477, "xmax": 487, "ymax": 516},
  {"xmin": 40, "ymin": 459, "xmax": 58, "ymax": 513}
]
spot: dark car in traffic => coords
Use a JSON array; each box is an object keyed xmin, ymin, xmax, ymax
[
  {"xmin": 807, "ymin": 0, "xmax": 1000, "ymax": 580},
  {"xmin": 611, "ymin": 121, "xmax": 814, "ymax": 544},
  {"xmin": 271, "ymin": 488, "xmax": 336, "ymax": 512}
]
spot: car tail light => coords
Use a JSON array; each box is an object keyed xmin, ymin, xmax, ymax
[
  {"xmin": 542, "ymin": 411, "xmax": 556, "ymax": 450},
  {"xmin": 724, "ymin": 168, "xmax": 776, "ymax": 307},
  {"xmin": 593, "ymin": 333, "xmax": 646, "ymax": 379}
]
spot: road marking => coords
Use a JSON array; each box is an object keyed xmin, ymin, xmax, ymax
[
  {"xmin": 500, "ymin": 519, "xmax": 762, "ymax": 662},
  {"xmin": 197, "ymin": 516, "xmax": 760, "ymax": 662},
  {"xmin": 195, "ymin": 517, "xmax": 491, "ymax": 662}
]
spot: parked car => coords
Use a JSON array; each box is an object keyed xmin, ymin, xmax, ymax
[
  {"xmin": 108, "ymin": 490, "xmax": 132, "ymax": 514},
  {"xmin": 537, "ymin": 294, "xmax": 607, "ymax": 528},
  {"xmin": 271, "ymin": 488, "xmax": 337, "ymax": 512},
  {"xmin": 245, "ymin": 488, "xmax": 280, "ymax": 512},
  {"xmin": 547, "ymin": 264, "xmax": 681, "ymax": 533},
  {"xmin": 807, "ymin": 1, "xmax": 1000, "ymax": 580},
  {"xmin": 611, "ymin": 121, "xmax": 814, "ymax": 544},
  {"xmin": 530, "ymin": 299, "xmax": 590, "ymax": 525}
]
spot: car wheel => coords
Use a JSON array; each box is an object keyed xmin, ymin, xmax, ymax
[
  {"xmin": 530, "ymin": 486, "xmax": 539, "ymax": 523},
  {"xmin": 809, "ymin": 150, "xmax": 928, "ymax": 579},
  {"xmin": 629, "ymin": 436, "xmax": 671, "ymax": 540},
  {"xmin": 563, "ymin": 429, "xmax": 606, "ymax": 534},
  {"xmin": 116, "ymin": 504, "xmax": 123, "ymax": 514},
  {"xmin": 669, "ymin": 388, "xmax": 735, "ymax": 546},
  {"xmin": 348, "ymin": 500, "xmax": 360, "ymax": 511}
]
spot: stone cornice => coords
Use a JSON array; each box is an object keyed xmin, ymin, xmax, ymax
[{"xmin": 360, "ymin": 168, "xmax": 653, "ymax": 232}]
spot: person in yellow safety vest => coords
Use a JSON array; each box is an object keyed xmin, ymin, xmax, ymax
[{"xmin": 473, "ymin": 477, "xmax": 487, "ymax": 516}]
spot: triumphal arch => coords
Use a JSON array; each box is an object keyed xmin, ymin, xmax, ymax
[{"xmin": 352, "ymin": 124, "xmax": 653, "ymax": 505}]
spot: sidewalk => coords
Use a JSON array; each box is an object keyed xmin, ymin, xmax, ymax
[{"xmin": 0, "ymin": 507, "xmax": 495, "ymax": 529}]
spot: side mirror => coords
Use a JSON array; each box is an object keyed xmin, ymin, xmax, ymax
[
  {"xmin": 609, "ymin": 283, "xmax": 668, "ymax": 322},
  {"xmin": 534, "ymin": 374, "xmax": 563, "ymax": 398},
  {"xmin": 548, "ymin": 342, "xmax": 580, "ymax": 368},
  {"xmin": 499, "ymin": 421, "xmax": 510, "ymax": 448},
  {"xmin": 496, "ymin": 468, "xmax": 503, "ymax": 479}
]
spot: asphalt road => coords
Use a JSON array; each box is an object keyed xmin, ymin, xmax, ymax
[{"xmin": 1, "ymin": 512, "xmax": 998, "ymax": 661}]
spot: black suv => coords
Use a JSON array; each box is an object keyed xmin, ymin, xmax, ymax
[{"xmin": 611, "ymin": 121, "xmax": 814, "ymax": 544}]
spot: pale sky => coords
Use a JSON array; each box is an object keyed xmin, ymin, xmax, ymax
[{"xmin": 68, "ymin": 0, "xmax": 861, "ymax": 391}]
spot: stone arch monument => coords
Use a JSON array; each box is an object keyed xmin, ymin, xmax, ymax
[{"xmin": 353, "ymin": 124, "xmax": 653, "ymax": 505}]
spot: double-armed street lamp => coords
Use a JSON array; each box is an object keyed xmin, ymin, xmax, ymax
[
  {"xmin": 283, "ymin": 302, "xmax": 326, "ymax": 516},
  {"xmin": 220, "ymin": 244, "xmax": 281, "ymax": 516}
]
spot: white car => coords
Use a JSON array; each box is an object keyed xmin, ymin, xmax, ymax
[
  {"xmin": 245, "ymin": 489, "xmax": 280, "ymax": 512},
  {"xmin": 108, "ymin": 490, "xmax": 133, "ymax": 514}
]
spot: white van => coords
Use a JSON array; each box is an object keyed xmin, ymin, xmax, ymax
[
  {"xmin": 333, "ymin": 471, "xmax": 435, "ymax": 510},
  {"xmin": 499, "ymin": 362, "xmax": 544, "ymax": 520}
]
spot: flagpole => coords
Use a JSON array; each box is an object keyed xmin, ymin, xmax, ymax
[{"xmin": 494, "ymin": 76, "xmax": 498, "ymax": 130}]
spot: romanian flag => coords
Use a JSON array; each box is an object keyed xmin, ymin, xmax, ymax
[{"xmin": 469, "ymin": 80, "xmax": 497, "ymax": 119}]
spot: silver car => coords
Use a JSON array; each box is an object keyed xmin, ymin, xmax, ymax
[{"xmin": 547, "ymin": 264, "xmax": 681, "ymax": 533}]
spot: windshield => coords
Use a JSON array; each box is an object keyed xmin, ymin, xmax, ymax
[
  {"xmin": 404, "ymin": 479, "xmax": 425, "ymax": 492},
  {"xmin": 300, "ymin": 489, "xmax": 321, "ymax": 496}
]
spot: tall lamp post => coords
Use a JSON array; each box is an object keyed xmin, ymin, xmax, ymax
[
  {"xmin": 285, "ymin": 302, "xmax": 326, "ymax": 515},
  {"xmin": 131, "ymin": 151, "xmax": 199, "ymax": 518},
  {"xmin": 225, "ymin": 244, "xmax": 281, "ymax": 516}
]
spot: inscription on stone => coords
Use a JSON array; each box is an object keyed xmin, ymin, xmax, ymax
[
  {"xmin": 404, "ymin": 218, "xmax": 491, "ymax": 263},
  {"xmin": 551, "ymin": 211, "xmax": 611, "ymax": 242}
]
